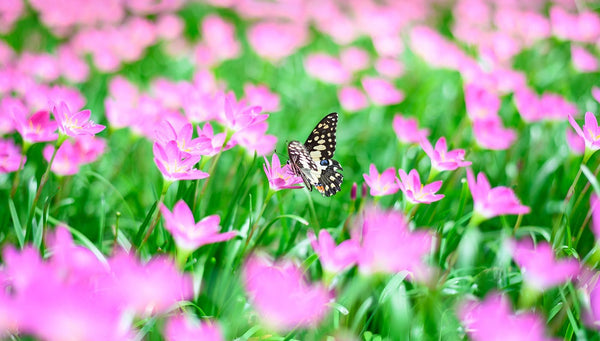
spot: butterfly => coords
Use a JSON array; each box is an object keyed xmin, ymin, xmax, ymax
[{"xmin": 287, "ymin": 112, "xmax": 343, "ymax": 197}]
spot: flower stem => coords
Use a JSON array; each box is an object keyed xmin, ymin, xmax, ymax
[
  {"xmin": 10, "ymin": 142, "xmax": 30, "ymax": 198},
  {"xmin": 244, "ymin": 189, "xmax": 275, "ymax": 249},
  {"xmin": 139, "ymin": 179, "xmax": 172, "ymax": 248},
  {"xmin": 197, "ymin": 129, "xmax": 233, "ymax": 203},
  {"xmin": 26, "ymin": 136, "xmax": 65, "ymax": 237}
]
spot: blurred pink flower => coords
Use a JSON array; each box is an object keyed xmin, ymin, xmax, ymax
[
  {"xmin": 572, "ymin": 45, "xmax": 598, "ymax": 72},
  {"xmin": 12, "ymin": 110, "xmax": 58, "ymax": 144},
  {"xmin": 372, "ymin": 35, "xmax": 404, "ymax": 58},
  {"xmin": 248, "ymin": 21, "xmax": 307, "ymax": 62},
  {"xmin": 243, "ymin": 254, "xmax": 332, "ymax": 332},
  {"xmin": 392, "ymin": 114, "xmax": 430, "ymax": 144},
  {"xmin": 307, "ymin": 230, "xmax": 359, "ymax": 274},
  {"xmin": 375, "ymin": 57, "xmax": 404, "ymax": 78},
  {"xmin": 568, "ymin": 112, "xmax": 600, "ymax": 151},
  {"xmin": 459, "ymin": 293, "xmax": 556, "ymax": 341},
  {"xmin": 0, "ymin": 138, "xmax": 25, "ymax": 173},
  {"xmin": 304, "ymin": 53, "xmax": 350, "ymax": 84},
  {"xmin": 156, "ymin": 13, "xmax": 184, "ymax": 40},
  {"xmin": 397, "ymin": 169, "xmax": 444, "ymax": 204},
  {"xmin": 467, "ymin": 168, "xmax": 530, "ymax": 219},
  {"xmin": 511, "ymin": 238, "xmax": 580, "ymax": 291},
  {"xmin": 591, "ymin": 194, "xmax": 600, "ymax": 240},
  {"xmin": 592, "ymin": 86, "xmax": 600, "ymax": 104},
  {"xmin": 586, "ymin": 271, "xmax": 600, "ymax": 330},
  {"xmin": 352, "ymin": 206, "xmax": 434, "ymax": 279},
  {"xmin": 338, "ymin": 86, "xmax": 368, "ymax": 112},
  {"xmin": 410, "ymin": 26, "xmax": 468, "ymax": 70},
  {"xmin": 464, "ymin": 83, "xmax": 500, "ymax": 121},
  {"xmin": 153, "ymin": 140, "xmax": 209, "ymax": 182},
  {"xmin": 155, "ymin": 121, "xmax": 210, "ymax": 156},
  {"xmin": 164, "ymin": 313, "xmax": 224, "ymax": 341},
  {"xmin": 263, "ymin": 153, "xmax": 303, "ymax": 191},
  {"xmin": 340, "ymin": 47, "xmax": 370, "ymax": 73},
  {"xmin": 566, "ymin": 127, "xmax": 585, "ymax": 155},
  {"xmin": 363, "ymin": 164, "xmax": 399, "ymax": 197},
  {"xmin": 52, "ymin": 101, "xmax": 105, "ymax": 137},
  {"xmin": 200, "ymin": 14, "xmax": 240, "ymax": 63},
  {"xmin": 105, "ymin": 76, "xmax": 140, "ymax": 129},
  {"xmin": 230, "ymin": 122, "xmax": 277, "ymax": 156},
  {"xmin": 17, "ymin": 52, "xmax": 60, "ymax": 82},
  {"xmin": 362, "ymin": 76, "xmax": 404, "ymax": 105},
  {"xmin": 57, "ymin": 45, "xmax": 89, "ymax": 83},
  {"xmin": 420, "ymin": 137, "xmax": 471, "ymax": 172},
  {"xmin": 244, "ymin": 83, "xmax": 280, "ymax": 112},
  {"xmin": 0, "ymin": 97, "xmax": 22, "ymax": 134},
  {"xmin": 472, "ymin": 119, "xmax": 517, "ymax": 150},
  {"xmin": 43, "ymin": 136, "xmax": 106, "ymax": 176},
  {"xmin": 160, "ymin": 200, "xmax": 236, "ymax": 252},
  {"xmin": 0, "ymin": 0, "xmax": 24, "ymax": 33},
  {"xmin": 539, "ymin": 93, "xmax": 577, "ymax": 121}
]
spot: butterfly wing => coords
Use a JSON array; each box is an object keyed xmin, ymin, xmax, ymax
[
  {"xmin": 304, "ymin": 112, "xmax": 338, "ymax": 161},
  {"xmin": 287, "ymin": 140, "xmax": 318, "ymax": 191}
]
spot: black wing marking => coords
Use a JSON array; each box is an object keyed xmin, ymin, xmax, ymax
[
  {"xmin": 304, "ymin": 112, "xmax": 338, "ymax": 161},
  {"xmin": 287, "ymin": 140, "xmax": 316, "ymax": 191},
  {"xmin": 314, "ymin": 160, "xmax": 343, "ymax": 197}
]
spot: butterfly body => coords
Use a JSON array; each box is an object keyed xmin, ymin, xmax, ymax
[{"xmin": 287, "ymin": 113, "xmax": 343, "ymax": 197}]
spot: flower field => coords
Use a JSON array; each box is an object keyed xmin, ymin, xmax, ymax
[{"xmin": 2, "ymin": 0, "xmax": 600, "ymax": 340}]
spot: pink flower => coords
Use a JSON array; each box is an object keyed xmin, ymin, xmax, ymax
[
  {"xmin": 472, "ymin": 119, "xmax": 517, "ymax": 150},
  {"xmin": 244, "ymin": 83, "xmax": 280, "ymax": 112},
  {"xmin": 459, "ymin": 293, "xmax": 556, "ymax": 341},
  {"xmin": 230, "ymin": 122, "xmax": 277, "ymax": 156},
  {"xmin": 307, "ymin": 230, "xmax": 359, "ymax": 274},
  {"xmin": 420, "ymin": 137, "xmax": 471, "ymax": 172},
  {"xmin": 592, "ymin": 86, "xmax": 600, "ymax": 104},
  {"xmin": 57, "ymin": 45, "xmax": 89, "ymax": 83},
  {"xmin": 363, "ymin": 164, "xmax": 399, "ymax": 196},
  {"xmin": 352, "ymin": 207, "xmax": 434, "ymax": 279},
  {"xmin": 464, "ymin": 83, "xmax": 500, "ymax": 121},
  {"xmin": 392, "ymin": 114, "xmax": 429, "ymax": 144},
  {"xmin": 220, "ymin": 92, "xmax": 268, "ymax": 132},
  {"xmin": 375, "ymin": 57, "xmax": 404, "ymax": 78},
  {"xmin": 304, "ymin": 53, "xmax": 350, "ymax": 84},
  {"xmin": 263, "ymin": 153, "xmax": 303, "ymax": 191},
  {"xmin": 164, "ymin": 313, "xmax": 224, "ymax": 341},
  {"xmin": 201, "ymin": 14, "xmax": 240, "ymax": 62},
  {"xmin": 340, "ymin": 47, "xmax": 370, "ymax": 73},
  {"xmin": 572, "ymin": 45, "xmax": 598, "ymax": 72},
  {"xmin": 248, "ymin": 21, "xmax": 307, "ymax": 62},
  {"xmin": 160, "ymin": 200, "xmax": 236, "ymax": 252},
  {"xmin": 12, "ymin": 109, "xmax": 58, "ymax": 144},
  {"xmin": 52, "ymin": 101, "xmax": 105, "ymax": 137},
  {"xmin": 511, "ymin": 238, "xmax": 580, "ymax": 291},
  {"xmin": 103, "ymin": 252, "xmax": 193, "ymax": 315},
  {"xmin": 591, "ymin": 194, "xmax": 600, "ymax": 240},
  {"xmin": 568, "ymin": 112, "xmax": 600, "ymax": 151},
  {"xmin": 243, "ymin": 254, "xmax": 332, "ymax": 332},
  {"xmin": 0, "ymin": 138, "xmax": 25, "ymax": 173},
  {"xmin": 0, "ymin": 97, "xmax": 22, "ymax": 134},
  {"xmin": 153, "ymin": 141, "xmax": 209, "ymax": 182},
  {"xmin": 466, "ymin": 169, "xmax": 530, "ymax": 219},
  {"xmin": 566, "ymin": 127, "xmax": 585, "ymax": 155},
  {"xmin": 338, "ymin": 86, "xmax": 368, "ymax": 112},
  {"xmin": 362, "ymin": 76, "xmax": 404, "ymax": 105},
  {"xmin": 196, "ymin": 123, "xmax": 232, "ymax": 157},
  {"xmin": 155, "ymin": 121, "xmax": 210, "ymax": 156},
  {"xmin": 43, "ymin": 137, "xmax": 106, "ymax": 176},
  {"xmin": 397, "ymin": 169, "xmax": 444, "ymax": 204}
]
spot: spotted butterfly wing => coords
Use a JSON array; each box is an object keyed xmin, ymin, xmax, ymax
[{"xmin": 287, "ymin": 113, "xmax": 343, "ymax": 197}]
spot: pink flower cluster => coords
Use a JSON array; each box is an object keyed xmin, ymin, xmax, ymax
[
  {"xmin": 0, "ymin": 226, "xmax": 195, "ymax": 340},
  {"xmin": 43, "ymin": 136, "xmax": 106, "ymax": 176}
]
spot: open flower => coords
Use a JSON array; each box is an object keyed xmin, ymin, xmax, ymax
[
  {"xmin": 155, "ymin": 121, "xmax": 210, "ymax": 156},
  {"xmin": 420, "ymin": 137, "xmax": 471, "ymax": 172},
  {"xmin": 510, "ymin": 238, "xmax": 580, "ymax": 291},
  {"xmin": 363, "ymin": 164, "xmax": 399, "ymax": 196},
  {"xmin": 263, "ymin": 153, "xmax": 303, "ymax": 191},
  {"xmin": 568, "ymin": 112, "xmax": 600, "ymax": 155},
  {"xmin": 397, "ymin": 169, "xmax": 444, "ymax": 204},
  {"xmin": 466, "ymin": 169, "xmax": 530, "ymax": 220},
  {"xmin": 459, "ymin": 293, "xmax": 556, "ymax": 341},
  {"xmin": 307, "ymin": 230, "xmax": 359, "ymax": 274},
  {"xmin": 160, "ymin": 200, "xmax": 236, "ymax": 253},
  {"xmin": 243, "ymin": 254, "xmax": 332, "ymax": 332},
  {"xmin": 12, "ymin": 110, "xmax": 58, "ymax": 144},
  {"xmin": 51, "ymin": 101, "xmax": 105, "ymax": 137},
  {"xmin": 153, "ymin": 141, "xmax": 209, "ymax": 182}
]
